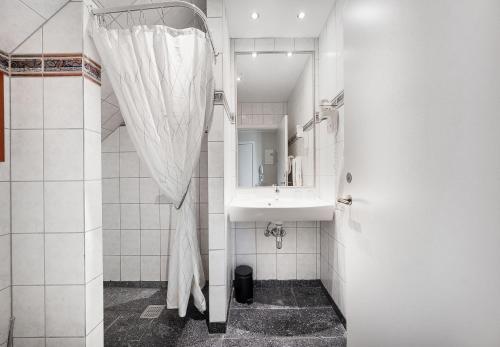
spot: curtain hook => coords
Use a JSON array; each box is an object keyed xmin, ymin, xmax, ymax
[
  {"xmin": 194, "ymin": 10, "xmax": 199, "ymax": 30},
  {"xmin": 128, "ymin": 10, "xmax": 134, "ymax": 27},
  {"xmin": 160, "ymin": 8, "xmax": 166, "ymax": 25},
  {"xmin": 192, "ymin": 6, "xmax": 196, "ymax": 29}
]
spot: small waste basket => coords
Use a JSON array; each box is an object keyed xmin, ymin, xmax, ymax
[{"xmin": 234, "ymin": 265, "xmax": 253, "ymax": 304}]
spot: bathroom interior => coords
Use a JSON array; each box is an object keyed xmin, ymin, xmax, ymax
[{"xmin": 1, "ymin": 0, "xmax": 500, "ymax": 346}]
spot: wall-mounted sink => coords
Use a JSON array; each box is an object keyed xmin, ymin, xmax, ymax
[{"xmin": 229, "ymin": 189, "xmax": 334, "ymax": 222}]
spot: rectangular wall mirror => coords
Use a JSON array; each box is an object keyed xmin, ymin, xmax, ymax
[{"xmin": 236, "ymin": 51, "xmax": 315, "ymax": 187}]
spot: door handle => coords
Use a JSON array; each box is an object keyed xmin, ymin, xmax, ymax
[{"xmin": 337, "ymin": 195, "xmax": 352, "ymax": 205}]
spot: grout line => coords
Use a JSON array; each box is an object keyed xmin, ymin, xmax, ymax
[
  {"xmin": 13, "ymin": 283, "xmax": 92, "ymax": 287},
  {"xmin": 11, "ymin": 231, "xmax": 91, "ymax": 235},
  {"xmin": 84, "ymin": 318, "xmax": 103, "ymax": 338},
  {"xmin": 295, "ymin": 222, "xmax": 298, "ymax": 279},
  {"xmin": 8, "ymin": 68, "xmax": 14, "ymax": 338},
  {"xmin": 41, "ymin": 27, "xmax": 47, "ymax": 345},
  {"xmin": 118, "ymin": 127, "xmax": 122, "ymax": 281},
  {"xmin": 8, "ymin": 178, "xmax": 101, "ymax": 183},
  {"xmin": 82, "ymin": 65, "xmax": 87, "ymax": 338}
]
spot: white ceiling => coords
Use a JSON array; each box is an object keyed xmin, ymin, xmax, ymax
[
  {"xmin": 225, "ymin": 0, "xmax": 335, "ymax": 38},
  {"xmin": 236, "ymin": 53, "xmax": 311, "ymax": 103}
]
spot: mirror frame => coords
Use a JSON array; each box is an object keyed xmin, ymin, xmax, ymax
[{"xmin": 234, "ymin": 50, "xmax": 316, "ymax": 189}]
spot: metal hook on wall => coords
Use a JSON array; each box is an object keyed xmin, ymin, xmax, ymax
[{"xmin": 159, "ymin": 7, "xmax": 167, "ymax": 25}]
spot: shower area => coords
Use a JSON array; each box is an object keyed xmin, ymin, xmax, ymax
[{"xmin": 97, "ymin": 0, "xmax": 235, "ymax": 344}]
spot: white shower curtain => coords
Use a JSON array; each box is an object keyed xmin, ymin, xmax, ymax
[{"xmin": 91, "ymin": 22, "xmax": 214, "ymax": 317}]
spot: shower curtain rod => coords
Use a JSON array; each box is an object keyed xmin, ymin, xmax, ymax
[{"xmin": 91, "ymin": 0, "xmax": 218, "ymax": 58}]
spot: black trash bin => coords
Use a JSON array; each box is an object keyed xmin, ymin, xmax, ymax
[{"xmin": 234, "ymin": 265, "xmax": 253, "ymax": 304}]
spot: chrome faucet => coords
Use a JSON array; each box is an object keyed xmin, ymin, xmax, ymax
[
  {"xmin": 272, "ymin": 184, "xmax": 280, "ymax": 193},
  {"xmin": 265, "ymin": 222, "xmax": 286, "ymax": 249}
]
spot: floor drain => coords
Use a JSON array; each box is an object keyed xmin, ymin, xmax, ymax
[{"xmin": 140, "ymin": 305, "xmax": 165, "ymax": 319}]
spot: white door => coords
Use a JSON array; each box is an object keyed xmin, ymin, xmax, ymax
[
  {"xmin": 276, "ymin": 115, "xmax": 288, "ymax": 185},
  {"xmin": 238, "ymin": 142, "xmax": 254, "ymax": 187},
  {"xmin": 344, "ymin": 1, "xmax": 500, "ymax": 346}
]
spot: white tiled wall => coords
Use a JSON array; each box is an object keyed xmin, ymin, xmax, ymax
[
  {"xmin": 237, "ymin": 102, "xmax": 287, "ymax": 128},
  {"xmin": 317, "ymin": 0, "xmax": 347, "ymax": 315},
  {"xmin": 3, "ymin": 2, "xmax": 104, "ymax": 345},
  {"xmin": 234, "ymin": 221, "xmax": 321, "ymax": 280},
  {"xmin": 207, "ymin": 102, "xmax": 235, "ymax": 323},
  {"xmin": 102, "ymin": 126, "xmax": 209, "ymax": 282},
  {"xmin": 207, "ymin": 0, "xmax": 235, "ymax": 325},
  {"xmin": 233, "ymin": 37, "xmax": 315, "ymax": 53},
  {"xmin": 9, "ymin": 77, "xmax": 103, "ymax": 345}
]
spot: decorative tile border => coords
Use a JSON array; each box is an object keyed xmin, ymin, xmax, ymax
[
  {"xmin": 10, "ymin": 55, "xmax": 43, "ymax": 74},
  {"xmin": 44, "ymin": 55, "xmax": 82, "ymax": 73},
  {"xmin": 0, "ymin": 51, "xmax": 8, "ymax": 74},
  {"xmin": 0, "ymin": 51, "xmax": 101, "ymax": 84},
  {"xmin": 83, "ymin": 55, "xmax": 102, "ymax": 85}
]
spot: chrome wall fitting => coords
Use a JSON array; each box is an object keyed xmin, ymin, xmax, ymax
[{"xmin": 265, "ymin": 222, "xmax": 286, "ymax": 249}]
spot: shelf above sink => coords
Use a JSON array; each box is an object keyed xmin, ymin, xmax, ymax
[{"xmin": 229, "ymin": 193, "xmax": 334, "ymax": 222}]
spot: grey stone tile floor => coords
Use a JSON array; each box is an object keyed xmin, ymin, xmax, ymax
[{"xmin": 104, "ymin": 283, "xmax": 346, "ymax": 346}]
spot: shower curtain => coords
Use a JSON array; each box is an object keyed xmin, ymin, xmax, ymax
[{"xmin": 91, "ymin": 22, "xmax": 214, "ymax": 317}]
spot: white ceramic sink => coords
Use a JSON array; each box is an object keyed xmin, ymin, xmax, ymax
[{"xmin": 229, "ymin": 190, "xmax": 334, "ymax": 222}]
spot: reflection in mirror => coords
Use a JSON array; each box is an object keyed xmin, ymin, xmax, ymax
[
  {"xmin": 238, "ymin": 115, "xmax": 288, "ymax": 187},
  {"xmin": 236, "ymin": 52, "xmax": 314, "ymax": 187}
]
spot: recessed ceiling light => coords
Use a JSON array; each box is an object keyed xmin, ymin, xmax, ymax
[
  {"xmin": 287, "ymin": 52, "xmax": 293, "ymax": 57},
  {"xmin": 252, "ymin": 52, "xmax": 257, "ymax": 58},
  {"xmin": 251, "ymin": 12, "xmax": 259, "ymax": 20},
  {"xmin": 297, "ymin": 12, "xmax": 306, "ymax": 20}
]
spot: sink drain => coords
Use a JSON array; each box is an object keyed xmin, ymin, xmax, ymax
[{"xmin": 140, "ymin": 305, "xmax": 165, "ymax": 319}]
